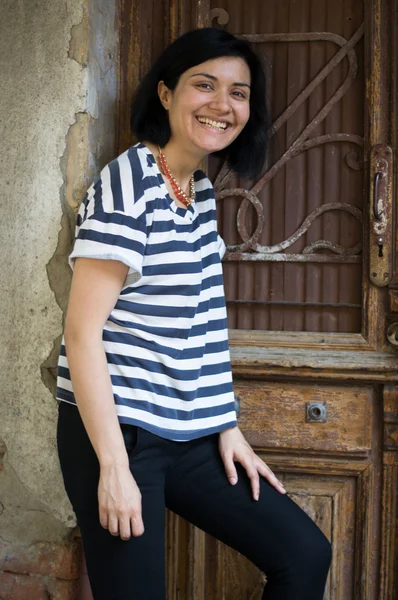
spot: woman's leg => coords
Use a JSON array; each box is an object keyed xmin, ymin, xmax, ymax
[
  {"xmin": 56, "ymin": 401, "xmax": 168, "ymax": 600},
  {"xmin": 165, "ymin": 434, "xmax": 331, "ymax": 600}
]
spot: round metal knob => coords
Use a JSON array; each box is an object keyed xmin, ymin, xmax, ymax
[{"xmin": 306, "ymin": 402, "xmax": 328, "ymax": 423}]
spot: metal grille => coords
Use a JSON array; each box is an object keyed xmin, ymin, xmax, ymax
[{"xmin": 208, "ymin": 0, "xmax": 365, "ymax": 332}]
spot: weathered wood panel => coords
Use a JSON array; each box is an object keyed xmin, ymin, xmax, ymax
[
  {"xmin": 235, "ymin": 381, "xmax": 373, "ymax": 454},
  {"xmin": 380, "ymin": 385, "xmax": 398, "ymax": 599},
  {"xmin": 230, "ymin": 345, "xmax": 398, "ymax": 382}
]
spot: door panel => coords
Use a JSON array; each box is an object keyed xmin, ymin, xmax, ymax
[
  {"xmin": 285, "ymin": 476, "xmax": 355, "ymax": 600},
  {"xmin": 118, "ymin": 0, "xmax": 398, "ymax": 597},
  {"xmin": 234, "ymin": 381, "xmax": 373, "ymax": 454}
]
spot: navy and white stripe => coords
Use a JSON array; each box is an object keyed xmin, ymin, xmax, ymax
[{"xmin": 56, "ymin": 142, "xmax": 236, "ymax": 441}]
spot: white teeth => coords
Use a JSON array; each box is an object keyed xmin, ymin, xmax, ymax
[{"xmin": 197, "ymin": 117, "xmax": 227, "ymax": 130}]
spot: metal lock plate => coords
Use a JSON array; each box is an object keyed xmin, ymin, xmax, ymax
[{"xmin": 369, "ymin": 145, "xmax": 393, "ymax": 287}]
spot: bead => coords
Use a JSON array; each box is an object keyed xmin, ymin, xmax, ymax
[{"xmin": 158, "ymin": 146, "xmax": 196, "ymax": 208}]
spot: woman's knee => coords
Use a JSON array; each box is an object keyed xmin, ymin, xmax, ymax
[
  {"xmin": 304, "ymin": 528, "xmax": 332, "ymax": 571},
  {"xmin": 287, "ymin": 528, "xmax": 332, "ymax": 588},
  {"xmin": 263, "ymin": 533, "xmax": 331, "ymax": 600},
  {"xmin": 263, "ymin": 523, "xmax": 332, "ymax": 594}
]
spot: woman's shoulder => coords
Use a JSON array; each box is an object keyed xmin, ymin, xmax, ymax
[
  {"xmin": 109, "ymin": 142, "xmax": 155, "ymax": 182},
  {"xmin": 82, "ymin": 143, "xmax": 154, "ymax": 219}
]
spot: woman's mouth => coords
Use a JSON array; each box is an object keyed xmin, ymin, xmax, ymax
[{"xmin": 196, "ymin": 116, "xmax": 230, "ymax": 132}]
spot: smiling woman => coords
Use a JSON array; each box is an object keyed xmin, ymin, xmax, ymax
[
  {"xmin": 149, "ymin": 56, "xmax": 252, "ymax": 188},
  {"xmin": 130, "ymin": 28, "xmax": 271, "ymax": 180},
  {"xmin": 55, "ymin": 27, "xmax": 331, "ymax": 600}
]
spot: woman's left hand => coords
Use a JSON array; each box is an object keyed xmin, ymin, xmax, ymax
[{"xmin": 218, "ymin": 426, "xmax": 286, "ymax": 500}]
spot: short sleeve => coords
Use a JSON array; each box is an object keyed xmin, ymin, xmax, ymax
[
  {"xmin": 69, "ymin": 210, "xmax": 147, "ymax": 274},
  {"xmin": 69, "ymin": 149, "xmax": 148, "ymax": 274},
  {"xmin": 217, "ymin": 233, "xmax": 227, "ymax": 260}
]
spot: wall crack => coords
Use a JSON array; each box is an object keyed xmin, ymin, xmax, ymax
[
  {"xmin": 42, "ymin": 110, "xmax": 94, "ymax": 397},
  {"xmin": 68, "ymin": 1, "xmax": 89, "ymax": 67}
]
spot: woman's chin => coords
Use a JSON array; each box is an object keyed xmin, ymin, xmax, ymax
[{"xmin": 193, "ymin": 137, "xmax": 233, "ymax": 155}]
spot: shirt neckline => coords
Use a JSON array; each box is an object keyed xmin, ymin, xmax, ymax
[{"xmin": 137, "ymin": 142, "xmax": 197, "ymax": 222}]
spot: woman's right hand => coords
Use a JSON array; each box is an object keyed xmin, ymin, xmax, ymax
[{"xmin": 98, "ymin": 463, "xmax": 144, "ymax": 540}]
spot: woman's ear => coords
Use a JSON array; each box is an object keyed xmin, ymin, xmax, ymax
[{"xmin": 158, "ymin": 81, "xmax": 171, "ymax": 110}]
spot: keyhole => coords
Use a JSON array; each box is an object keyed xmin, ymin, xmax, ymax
[{"xmin": 377, "ymin": 237, "xmax": 384, "ymax": 257}]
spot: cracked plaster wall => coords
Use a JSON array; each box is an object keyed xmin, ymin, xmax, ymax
[{"xmin": 0, "ymin": 0, "xmax": 119, "ymax": 547}]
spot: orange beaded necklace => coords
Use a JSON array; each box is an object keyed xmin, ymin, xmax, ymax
[{"xmin": 157, "ymin": 146, "xmax": 196, "ymax": 208}]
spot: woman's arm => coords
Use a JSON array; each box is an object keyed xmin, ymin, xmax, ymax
[{"xmin": 64, "ymin": 257, "xmax": 144, "ymax": 540}]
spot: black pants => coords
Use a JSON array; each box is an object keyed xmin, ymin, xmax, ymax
[{"xmin": 57, "ymin": 401, "xmax": 331, "ymax": 599}]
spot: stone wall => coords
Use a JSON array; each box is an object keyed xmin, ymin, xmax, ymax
[{"xmin": 0, "ymin": 0, "xmax": 118, "ymax": 596}]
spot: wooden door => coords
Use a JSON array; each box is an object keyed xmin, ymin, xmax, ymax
[{"xmin": 119, "ymin": 0, "xmax": 398, "ymax": 597}]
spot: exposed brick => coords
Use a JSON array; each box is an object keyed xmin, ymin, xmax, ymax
[
  {"xmin": 0, "ymin": 571, "xmax": 79, "ymax": 600},
  {"xmin": 0, "ymin": 539, "xmax": 82, "ymax": 580},
  {"xmin": 47, "ymin": 577, "xmax": 79, "ymax": 600},
  {"xmin": 0, "ymin": 571, "xmax": 48, "ymax": 599}
]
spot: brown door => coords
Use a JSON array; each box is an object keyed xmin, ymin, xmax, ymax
[{"xmin": 119, "ymin": 0, "xmax": 398, "ymax": 597}]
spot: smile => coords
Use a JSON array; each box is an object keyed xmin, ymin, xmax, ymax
[{"xmin": 196, "ymin": 116, "xmax": 229, "ymax": 131}]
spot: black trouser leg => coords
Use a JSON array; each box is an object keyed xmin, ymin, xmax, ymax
[
  {"xmin": 56, "ymin": 402, "xmax": 170, "ymax": 600},
  {"xmin": 165, "ymin": 434, "xmax": 332, "ymax": 600}
]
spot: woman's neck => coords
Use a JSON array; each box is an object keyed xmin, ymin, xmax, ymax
[{"xmin": 146, "ymin": 139, "xmax": 203, "ymax": 191}]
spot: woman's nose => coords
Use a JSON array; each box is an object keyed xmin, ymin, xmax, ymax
[{"xmin": 208, "ymin": 91, "xmax": 232, "ymax": 114}]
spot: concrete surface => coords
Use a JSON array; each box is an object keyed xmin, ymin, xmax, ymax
[{"xmin": 0, "ymin": 0, "xmax": 118, "ymax": 557}]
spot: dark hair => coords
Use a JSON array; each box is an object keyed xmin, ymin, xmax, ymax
[{"xmin": 130, "ymin": 28, "xmax": 272, "ymax": 179}]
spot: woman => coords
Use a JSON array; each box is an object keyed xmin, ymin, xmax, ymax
[{"xmin": 56, "ymin": 27, "xmax": 331, "ymax": 599}]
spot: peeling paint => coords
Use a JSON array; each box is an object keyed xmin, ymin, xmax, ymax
[
  {"xmin": 43, "ymin": 0, "xmax": 120, "ymax": 406},
  {"xmin": 68, "ymin": 0, "xmax": 89, "ymax": 67},
  {"xmin": 64, "ymin": 112, "xmax": 93, "ymax": 212},
  {"xmin": 40, "ymin": 334, "xmax": 64, "ymax": 398},
  {"xmin": 42, "ymin": 110, "xmax": 92, "ymax": 396}
]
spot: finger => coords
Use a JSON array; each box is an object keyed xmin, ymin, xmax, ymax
[
  {"xmin": 239, "ymin": 457, "xmax": 260, "ymax": 500},
  {"xmin": 119, "ymin": 515, "xmax": 132, "ymax": 541},
  {"xmin": 131, "ymin": 510, "xmax": 145, "ymax": 537},
  {"xmin": 108, "ymin": 515, "xmax": 119, "ymax": 536},
  {"xmin": 257, "ymin": 460, "xmax": 286, "ymax": 491},
  {"xmin": 99, "ymin": 508, "xmax": 108, "ymax": 530},
  {"xmin": 257, "ymin": 461, "xmax": 286, "ymax": 494},
  {"xmin": 222, "ymin": 453, "xmax": 238, "ymax": 485},
  {"xmin": 246, "ymin": 464, "xmax": 260, "ymax": 501}
]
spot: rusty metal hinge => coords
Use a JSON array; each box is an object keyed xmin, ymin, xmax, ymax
[{"xmin": 369, "ymin": 144, "xmax": 394, "ymax": 287}]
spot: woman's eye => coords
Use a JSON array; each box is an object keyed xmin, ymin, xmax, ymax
[
  {"xmin": 197, "ymin": 83, "xmax": 213, "ymax": 90},
  {"xmin": 232, "ymin": 90, "xmax": 246, "ymax": 99}
]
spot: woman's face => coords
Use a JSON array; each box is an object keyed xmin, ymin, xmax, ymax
[{"xmin": 159, "ymin": 56, "xmax": 251, "ymax": 156}]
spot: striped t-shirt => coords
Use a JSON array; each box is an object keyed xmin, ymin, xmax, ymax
[{"xmin": 56, "ymin": 142, "xmax": 237, "ymax": 441}]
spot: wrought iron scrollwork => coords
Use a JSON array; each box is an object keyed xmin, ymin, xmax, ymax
[
  {"xmin": 209, "ymin": 8, "xmax": 229, "ymax": 26},
  {"xmin": 209, "ymin": 11, "xmax": 365, "ymax": 264}
]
